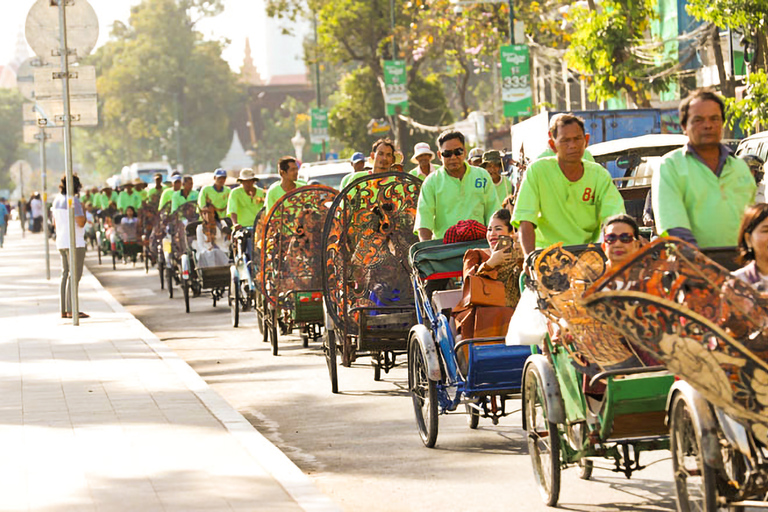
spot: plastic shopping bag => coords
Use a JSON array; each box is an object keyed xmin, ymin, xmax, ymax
[{"xmin": 506, "ymin": 287, "xmax": 548, "ymax": 346}]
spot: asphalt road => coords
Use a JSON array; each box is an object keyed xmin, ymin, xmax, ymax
[{"xmin": 86, "ymin": 252, "xmax": 680, "ymax": 512}]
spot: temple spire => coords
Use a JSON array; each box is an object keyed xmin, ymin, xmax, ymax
[{"xmin": 240, "ymin": 38, "xmax": 264, "ymax": 85}]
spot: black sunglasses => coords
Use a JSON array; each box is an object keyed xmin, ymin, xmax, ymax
[
  {"xmin": 440, "ymin": 148, "xmax": 465, "ymax": 158},
  {"xmin": 604, "ymin": 233, "xmax": 636, "ymax": 244}
]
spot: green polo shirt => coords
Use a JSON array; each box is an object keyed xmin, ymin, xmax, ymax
[
  {"xmin": 198, "ymin": 184, "xmax": 231, "ymax": 214},
  {"xmin": 494, "ymin": 176, "xmax": 513, "ymax": 207},
  {"xmin": 117, "ymin": 191, "xmax": 141, "ymax": 212},
  {"xmin": 144, "ymin": 185, "xmax": 166, "ymax": 202},
  {"xmin": 171, "ymin": 189, "xmax": 199, "ymax": 213},
  {"xmin": 339, "ymin": 171, "xmax": 368, "ymax": 191},
  {"xmin": 652, "ymin": 148, "xmax": 755, "ymax": 248},
  {"xmin": 415, "ymin": 163, "xmax": 498, "ymax": 239},
  {"xmin": 265, "ymin": 180, "xmax": 308, "ymax": 213},
  {"xmin": 512, "ymin": 157, "xmax": 625, "ymax": 248},
  {"xmin": 536, "ymin": 148, "xmax": 596, "ymax": 162},
  {"xmin": 158, "ymin": 187, "xmax": 178, "ymax": 210},
  {"xmin": 227, "ymin": 186, "xmax": 265, "ymax": 228},
  {"xmin": 99, "ymin": 191, "xmax": 118, "ymax": 210}
]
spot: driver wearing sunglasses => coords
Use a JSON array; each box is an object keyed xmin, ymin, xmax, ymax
[{"xmin": 601, "ymin": 214, "xmax": 641, "ymax": 269}]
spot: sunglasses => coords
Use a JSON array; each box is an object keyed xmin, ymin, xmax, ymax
[
  {"xmin": 440, "ymin": 148, "xmax": 465, "ymax": 158},
  {"xmin": 604, "ymin": 233, "xmax": 636, "ymax": 244}
]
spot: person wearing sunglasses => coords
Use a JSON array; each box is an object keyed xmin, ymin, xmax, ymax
[
  {"xmin": 601, "ymin": 214, "xmax": 641, "ymax": 269},
  {"xmin": 512, "ymin": 114, "xmax": 625, "ymax": 258},
  {"xmin": 415, "ymin": 130, "xmax": 498, "ymax": 241}
]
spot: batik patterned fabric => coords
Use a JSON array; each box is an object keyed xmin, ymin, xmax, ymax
[{"xmin": 582, "ymin": 238, "xmax": 768, "ymax": 445}]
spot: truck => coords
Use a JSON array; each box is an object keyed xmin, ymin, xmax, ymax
[
  {"xmin": 510, "ymin": 109, "xmax": 663, "ymax": 178},
  {"xmin": 120, "ymin": 162, "xmax": 174, "ymax": 186}
]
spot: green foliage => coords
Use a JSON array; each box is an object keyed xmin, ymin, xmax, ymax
[
  {"xmin": 81, "ymin": 0, "xmax": 242, "ymax": 179},
  {"xmin": 257, "ymin": 97, "xmax": 311, "ymax": 168},
  {"xmin": 566, "ymin": 0, "xmax": 675, "ymax": 108},
  {"xmin": 0, "ymin": 90, "xmax": 25, "ymax": 189},
  {"xmin": 727, "ymin": 70, "xmax": 768, "ymax": 133}
]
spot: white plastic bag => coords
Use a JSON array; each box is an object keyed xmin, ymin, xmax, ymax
[{"xmin": 506, "ymin": 287, "xmax": 549, "ymax": 346}]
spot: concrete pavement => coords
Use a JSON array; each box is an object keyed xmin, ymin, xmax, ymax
[{"xmin": 0, "ymin": 223, "xmax": 340, "ymax": 512}]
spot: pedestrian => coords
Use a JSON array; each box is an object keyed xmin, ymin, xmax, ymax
[
  {"xmin": 0, "ymin": 199, "xmax": 8, "ymax": 248},
  {"xmin": 409, "ymin": 142, "xmax": 435, "ymax": 181},
  {"xmin": 30, "ymin": 193, "xmax": 44, "ymax": 233},
  {"xmin": 652, "ymin": 89, "xmax": 755, "ymax": 247},
  {"xmin": 52, "ymin": 174, "xmax": 88, "ymax": 319},
  {"xmin": 512, "ymin": 113, "xmax": 625, "ymax": 257}
]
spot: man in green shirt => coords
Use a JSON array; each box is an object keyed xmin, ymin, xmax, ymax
[
  {"xmin": 415, "ymin": 130, "xmax": 498, "ymax": 241},
  {"xmin": 143, "ymin": 173, "xmax": 166, "ymax": 204},
  {"xmin": 652, "ymin": 89, "xmax": 755, "ymax": 248},
  {"xmin": 117, "ymin": 182, "xmax": 142, "ymax": 212},
  {"xmin": 227, "ymin": 168, "xmax": 265, "ymax": 229},
  {"xmin": 513, "ymin": 113, "xmax": 625, "ymax": 256},
  {"xmin": 171, "ymin": 175, "xmax": 199, "ymax": 213},
  {"xmin": 99, "ymin": 186, "xmax": 118, "ymax": 211},
  {"xmin": 409, "ymin": 142, "xmax": 435, "ymax": 181},
  {"xmin": 265, "ymin": 156, "xmax": 307, "ymax": 212},
  {"xmin": 158, "ymin": 173, "xmax": 182, "ymax": 210},
  {"xmin": 481, "ymin": 150, "xmax": 513, "ymax": 209},
  {"xmin": 198, "ymin": 168, "xmax": 231, "ymax": 218}
]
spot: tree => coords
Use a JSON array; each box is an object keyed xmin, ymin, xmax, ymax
[
  {"xmin": 566, "ymin": 0, "xmax": 676, "ymax": 108},
  {"xmin": 81, "ymin": 0, "xmax": 242, "ymax": 177},
  {"xmin": 257, "ymin": 97, "xmax": 311, "ymax": 169},
  {"xmin": 0, "ymin": 90, "xmax": 25, "ymax": 190}
]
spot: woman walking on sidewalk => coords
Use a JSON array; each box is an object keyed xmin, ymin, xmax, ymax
[{"xmin": 52, "ymin": 174, "xmax": 89, "ymax": 319}]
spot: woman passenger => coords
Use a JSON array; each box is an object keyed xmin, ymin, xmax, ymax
[
  {"xmin": 733, "ymin": 203, "xmax": 768, "ymax": 291},
  {"xmin": 601, "ymin": 214, "xmax": 642, "ymax": 270}
]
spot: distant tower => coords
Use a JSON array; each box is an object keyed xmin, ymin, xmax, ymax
[
  {"xmin": 11, "ymin": 27, "xmax": 30, "ymax": 72},
  {"xmin": 240, "ymin": 38, "xmax": 264, "ymax": 85}
]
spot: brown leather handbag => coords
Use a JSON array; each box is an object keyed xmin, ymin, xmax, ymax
[{"xmin": 461, "ymin": 275, "xmax": 505, "ymax": 307}]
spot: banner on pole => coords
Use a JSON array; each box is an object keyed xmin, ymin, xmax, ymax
[
  {"xmin": 383, "ymin": 60, "xmax": 409, "ymax": 115},
  {"xmin": 500, "ymin": 45, "xmax": 532, "ymax": 118},
  {"xmin": 310, "ymin": 108, "xmax": 330, "ymax": 144}
]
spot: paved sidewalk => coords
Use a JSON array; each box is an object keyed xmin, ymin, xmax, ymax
[{"xmin": 0, "ymin": 224, "xmax": 339, "ymax": 512}]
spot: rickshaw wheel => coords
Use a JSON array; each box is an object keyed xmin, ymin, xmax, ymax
[
  {"xmin": 409, "ymin": 340, "xmax": 438, "ymax": 448},
  {"xmin": 269, "ymin": 308, "xmax": 279, "ymax": 356},
  {"xmin": 466, "ymin": 402, "xmax": 480, "ymax": 429},
  {"xmin": 578, "ymin": 459, "xmax": 593, "ymax": 480},
  {"xmin": 670, "ymin": 394, "xmax": 719, "ymax": 512},
  {"xmin": 523, "ymin": 365, "xmax": 561, "ymax": 507},
  {"xmin": 97, "ymin": 244, "xmax": 102, "ymax": 265},
  {"xmin": 167, "ymin": 268, "xmax": 174, "ymax": 299},
  {"xmin": 182, "ymin": 279, "xmax": 190, "ymax": 314},
  {"xmin": 159, "ymin": 258, "xmax": 165, "ymax": 290},
  {"xmin": 325, "ymin": 329, "xmax": 339, "ymax": 394},
  {"xmin": 230, "ymin": 276, "xmax": 240, "ymax": 328},
  {"xmin": 144, "ymin": 248, "xmax": 149, "ymax": 273}
]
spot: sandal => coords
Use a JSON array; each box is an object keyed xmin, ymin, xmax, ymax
[{"xmin": 62, "ymin": 312, "xmax": 89, "ymax": 319}]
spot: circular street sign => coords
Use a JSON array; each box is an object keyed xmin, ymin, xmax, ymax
[
  {"xmin": 16, "ymin": 57, "xmax": 45, "ymax": 101},
  {"xmin": 25, "ymin": 0, "xmax": 99, "ymax": 66}
]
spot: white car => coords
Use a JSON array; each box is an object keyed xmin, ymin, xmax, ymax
[{"xmin": 298, "ymin": 160, "xmax": 354, "ymax": 190}]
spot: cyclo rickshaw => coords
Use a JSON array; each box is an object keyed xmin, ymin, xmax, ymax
[
  {"xmin": 521, "ymin": 243, "xmax": 675, "ymax": 507},
  {"xmin": 580, "ymin": 238, "xmax": 768, "ymax": 511},
  {"xmin": 321, "ymin": 171, "xmax": 420, "ymax": 393},
  {"xmin": 138, "ymin": 195, "xmax": 161, "ymax": 273},
  {"xmin": 407, "ymin": 238, "xmax": 532, "ymax": 447},
  {"xmin": 110, "ymin": 213, "xmax": 143, "ymax": 269},
  {"xmin": 258, "ymin": 185, "xmax": 337, "ymax": 356},
  {"xmin": 181, "ymin": 205, "xmax": 233, "ymax": 313},
  {"xmin": 152, "ymin": 202, "xmax": 173, "ymax": 290},
  {"xmin": 95, "ymin": 205, "xmax": 117, "ymax": 266},
  {"xmin": 161, "ymin": 201, "xmax": 199, "ymax": 300},
  {"xmin": 229, "ymin": 208, "xmax": 265, "ymax": 328}
]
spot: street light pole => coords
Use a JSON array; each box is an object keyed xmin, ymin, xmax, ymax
[
  {"xmin": 37, "ymin": 126, "xmax": 50, "ymax": 280},
  {"xmin": 508, "ymin": 0, "xmax": 515, "ymax": 44},
  {"xmin": 313, "ymin": 12, "xmax": 326, "ymax": 160}
]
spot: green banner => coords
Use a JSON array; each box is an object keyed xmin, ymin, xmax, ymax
[
  {"xmin": 310, "ymin": 108, "xmax": 330, "ymax": 144},
  {"xmin": 500, "ymin": 45, "xmax": 532, "ymax": 118},
  {"xmin": 383, "ymin": 60, "xmax": 409, "ymax": 115}
]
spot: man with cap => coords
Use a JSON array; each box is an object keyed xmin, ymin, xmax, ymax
[
  {"xmin": 409, "ymin": 142, "xmax": 435, "ymax": 181},
  {"xmin": 198, "ymin": 168, "xmax": 231, "ymax": 218},
  {"xmin": 171, "ymin": 175, "xmax": 199, "ymax": 213},
  {"xmin": 227, "ymin": 168, "xmax": 266, "ymax": 230},
  {"xmin": 117, "ymin": 181, "xmax": 142, "ymax": 213},
  {"xmin": 144, "ymin": 173, "xmax": 167, "ymax": 203},
  {"xmin": 159, "ymin": 173, "xmax": 182, "ymax": 210},
  {"xmin": 99, "ymin": 185, "xmax": 119, "ymax": 211},
  {"xmin": 467, "ymin": 147, "xmax": 484, "ymax": 167},
  {"xmin": 350, "ymin": 152, "xmax": 366, "ymax": 173},
  {"xmin": 265, "ymin": 156, "xmax": 308, "ymax": 212},
  {"xmin": 481, "ymin": 150, "xmax": 513, "ymax": 208}
]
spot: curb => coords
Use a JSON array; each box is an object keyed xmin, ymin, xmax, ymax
[{"xmin": 81, "ymin": 265, "xmax": 341, "ymax": 512}]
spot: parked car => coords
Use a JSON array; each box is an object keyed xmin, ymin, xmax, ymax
[
  {"xmin": 735, "ymin": 130, "xmax": 768, "ymax": 161},
  {"xmin": 298, "ymin": 160, "xmax": 351, "ymax": 190}
]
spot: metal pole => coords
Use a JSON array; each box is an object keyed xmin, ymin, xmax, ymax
[
  {"xmin": 19, "ymin": 165, "xmax": 25, "ymax": 238},
  {"xmin": 390, "ymin": 0, "xmax": 396, "ymax": 58},
  {"xmin": 508, "ymin": 0, "xmax": 515, "ymax": 44},
  {"xmin": 58, "ymin": 0, "xmax": 79, "ymax": 326},
  {"xmin": 39, "ymin": 127, "xmax": 50, "ymax": 280},
  {"xmin": 313, "ymin": 12, "xmax": 326, "ymax": 161},
  {"xmin": 174, "ymin": 93, "xmax": 183, "ymax": 173}
]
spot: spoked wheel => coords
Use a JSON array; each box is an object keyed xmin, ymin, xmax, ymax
[
  {"xmin": 325, "ymin": 328, "xmax": 339, "ymax": 394},
  {"xmin": 158, "ymin": 253, "xmax": 165, "ymax": 290},
  {"xmin": 269, "ymin": 308, "xmax": 279, "ymax": 356},
  {"xmin": 230, "ymin": 276, "xmax": 240, "ymax": 328},
  {"xmin": 409, "ymin": 340, "xmax": 438, "ymax": 448},
  {"xmin": 182, "ymin": 279, "xmax": 190, "ymax": 313},
  {"xmin": 466, "ymin": 401, "xmax": 481, "ymax": 430},
  {"xmin": 670, "ymin": 395, "xmax": 721, "ymax": 512},
  {"xmin": 166, "ymin": 267, "xmax": 174, "ymax": 299},
  {"xmin": 524, "ymin": 365, "xmax": 561, "ymax": 507},
  {"xmin": 578, "ymin": 459, "xmax": 594, "ymax": 481}
]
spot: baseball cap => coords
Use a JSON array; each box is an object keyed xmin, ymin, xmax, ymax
[
  {"xmin": 468, "ymin": 148, "xmax": 484, "ymax": 161},
  {"xmin": 170, "ymin": 174, "xmax": 182, "ymax": 183},
  {"xmin": 350, "ymin": 152, "xmax": 366, "ymax": 164},
  {"xmin": 214, "ymin": 168, "xmax": 227, "ymax": 178}
]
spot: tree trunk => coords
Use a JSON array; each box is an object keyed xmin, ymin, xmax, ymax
[{"xmin": 710, "ymin": 24, "xmax": 734, "ymax": 137}]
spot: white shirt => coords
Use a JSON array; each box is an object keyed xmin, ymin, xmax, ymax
[
  {"xmin": 30, "ymin": 198, "xmax": 43, "ymax": 218},
  {"xmin": 52, "ymin": 194, "xmax": 85, "ymax": 249}
]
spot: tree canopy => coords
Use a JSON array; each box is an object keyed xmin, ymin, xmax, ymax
[{"xmin": 0, "ymin": 90, "xmax": 25, "ymax": 190}]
